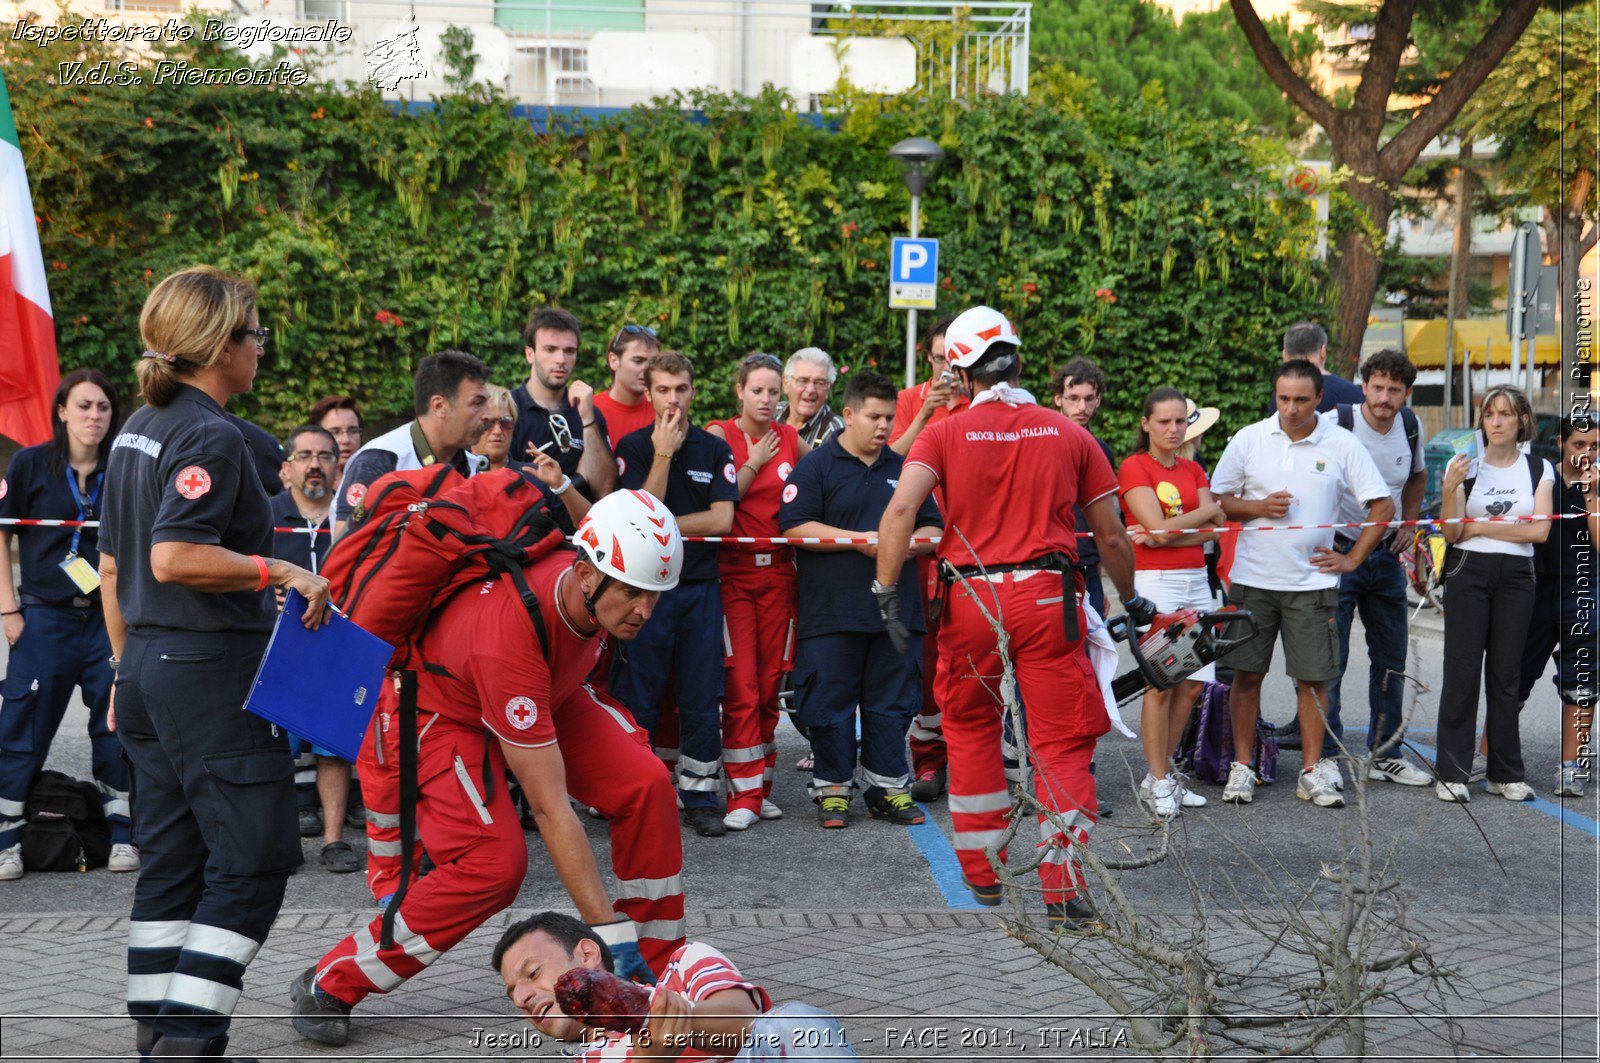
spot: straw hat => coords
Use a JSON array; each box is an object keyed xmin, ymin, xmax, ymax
[{"xmin": 1183, "ymin": 398, "xmax": 1220, "ymax": 444}]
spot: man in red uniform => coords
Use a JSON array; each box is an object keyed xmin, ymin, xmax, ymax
[
  {"xmin": 593, "ymin": 325, "xmax": 662, "ymax": 450},
  {"xmin": 291, "ymin": 491, "xmax": 688, "ymax": 1047},
  {"xmin": 887, "ymin": 316, "xmax": 967, "ymax": 803},
  {"xmin": 874, "ymin": 306, "xmax": 1155, "ymax": 927}
]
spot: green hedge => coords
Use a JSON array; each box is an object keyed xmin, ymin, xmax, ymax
[{"xmin": 12, "ymin": 20, "xmax": 1327, "ymax": 447}]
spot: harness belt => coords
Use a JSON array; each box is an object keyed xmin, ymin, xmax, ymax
[{"xmin": 938, "ymin": 551, "xmax": 1085, "ymax": 644}]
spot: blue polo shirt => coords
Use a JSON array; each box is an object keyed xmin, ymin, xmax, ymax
[
  {"xmin": 615, "ymin": 423, "xmax": 738, "ymax": 583},
  {"xmin": 778, "ymin": 438, "xmax": 942, "ymax": 639},
  {"xmin": 0, "ymin": 444, "xmax": 106, "ymax": 606},
  {"xmin": 511, "ymin": 384, "xmax": 608, "ymax": 481},
  {"xmin": 269, "ymin": 491, "xmax": 332, "ymax": 575}
]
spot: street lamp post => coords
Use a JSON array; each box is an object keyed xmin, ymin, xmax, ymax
[{"xmin": 889, "ymin": 137, "xmax": 945, "ymax": 388}]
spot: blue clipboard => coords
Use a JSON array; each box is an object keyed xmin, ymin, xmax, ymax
[{"xmin": 246, "ymin": 589, "xmax": 395, "ymax": 763}]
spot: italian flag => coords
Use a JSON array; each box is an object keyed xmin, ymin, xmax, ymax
[{"xmin": 0, "ymin": 70, "xmax": 59, "ymax": 446}]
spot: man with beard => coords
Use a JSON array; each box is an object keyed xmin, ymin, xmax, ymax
[
  {"xmin": 512, "ymin": 307, "xmax": 616, "ymax": 499},
  {"xmin": 270, "ymin": 426, "xmax": 361, "ymax": 872}
]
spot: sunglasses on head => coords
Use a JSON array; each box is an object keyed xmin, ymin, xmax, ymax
[
  {"xmin": 548, "ymin": 413, "xmax": 574, "ymax": 453},
  {"xmin": 743, "ymin": 353, "xmax": 782, "ymax": 371}
]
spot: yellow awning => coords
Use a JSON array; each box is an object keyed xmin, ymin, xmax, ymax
[{"xmin": 1403, "ymin": 319, "xmax": 1562, "ymax": 368}]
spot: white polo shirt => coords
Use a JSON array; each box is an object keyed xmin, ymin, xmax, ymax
[{"xmin": 1211, "ymin": 414, "xmax": 1390, "ymax": 592}]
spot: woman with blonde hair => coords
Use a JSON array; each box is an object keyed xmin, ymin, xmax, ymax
[
  {"xmin": 1434, "ymin": 384, "xmax": 1554, "ymax": 803},
  {"xmin": 474, "ymin": 382, "xmax": 591, "ymax": 525},
  {"xmin": 99, "ymin": 265, "xmax": 330, "ymax": 1062}
]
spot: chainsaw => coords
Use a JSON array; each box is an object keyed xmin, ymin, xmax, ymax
[{"xmin": 1105, "ymin": 607, "xmax": 1259, "ymax": 705}]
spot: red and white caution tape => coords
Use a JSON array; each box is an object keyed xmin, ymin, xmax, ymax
[{"xmin": 0, "ymin": 512, "xmax": 1581, "ymax": 543}]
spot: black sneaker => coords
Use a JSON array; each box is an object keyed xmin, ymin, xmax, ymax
[
  {"xmin": 684, "ymin": 808, "xmax": 727, "ymax": 837},
  {"xmin": 867, "ymin": 791, "xmax": 926, "ymax": 825},
  {"xmin": 297, "ymin": 808, "xmax": 323, "ymax": 838},
  {"xmin": 1274, "ymin": 720, "xmax": 1302, "ymax": 751},
  {"xmin": 290, "ymin": 966, "xmax": 352, "ymax": 1046},
  {"xmin": 149, "ymin": 1033, "xmax": 255, "ymax": 1062},
  {"xmin": 909, "ymin": 767, "xmax": 946, "ymax": 802},
  {"xmin": 817, "ymin": 795, "xmax": 850, "ymax": 829},
  {"xmin": 1046, "ymin": 895, "xmax": 1099, "ymax": 930},
  {"xmin": 962, "ymin": 875, "xmax": 1002, "ymax": 906}
]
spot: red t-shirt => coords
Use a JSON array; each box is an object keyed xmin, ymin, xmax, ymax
[
  {"xmin": 1117, "ymin": 451, "xmax": 1210, "ymax": 571},
  {"xmin": 889, "ymin": 380, "xmax": 970, "ymax": 447},
  {"xmin": 412, "ymin": 550, "xmax": 599, "ymax": 748},
  {"xmin": 594, "ymin": 391, "xmax": 655, "ymax": 451},
  {"xmin": 570, "ymin": 942, "xmax": 771, "ymax": 1063},
  {"xmin": 905, "ymin": 401, "xmax": 1116, "ymax": 569},
  {"xmin": 711, "ymin": 419, "xmax": 800, "ymax": 557}
]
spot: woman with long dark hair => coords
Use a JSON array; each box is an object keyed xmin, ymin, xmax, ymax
[
  {"xmin": 1117, "ymin": 387, "xmax": 1225, "ymax": 819},
  {"xmin": 0, "ymin": 368, "xmax": 137, "ymax": 881}
]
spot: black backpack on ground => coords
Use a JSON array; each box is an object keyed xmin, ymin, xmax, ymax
[{"xmin": 21, "ymin": 770, "xmax": 111, "ymax": 872}]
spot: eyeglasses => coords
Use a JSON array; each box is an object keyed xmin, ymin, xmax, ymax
[
  {"xmin": 289, "ymin": 450, "xmax": 338, "ymax": 465},
  {"xmin": 743, "ymin": 353, "xmax": 782, "ymax": 371},
  {"xmin": 238, "ymin": 327, "xmax": 271, "ymax": 346},
  {"xmin": 610, "ymin": 324, "xmax": 658, "ymax": 350},
  {"xmin": 548, "ymin": 413, "xmax": 574, "ymax": 453},
  {"xmin": 487, "ymin": 416, "xmax": 515, "ymax": 430}
]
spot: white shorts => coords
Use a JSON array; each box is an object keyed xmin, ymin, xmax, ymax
[{"xmin": 1133, "ymin": 566, "xmax": 1217, "ymax": 683}]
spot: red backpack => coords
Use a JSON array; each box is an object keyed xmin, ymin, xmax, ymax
[
  {"xmin": 322, "ymin": 465, "xmax": 568, "ymax": 669},
  {"xmin": 321, "ymin": 463, "xmax": 568, "ymax": 948}
]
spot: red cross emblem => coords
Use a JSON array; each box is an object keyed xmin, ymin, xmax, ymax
[
  {"xmin": 505, "ymin": 696, "xmax": 538, "ymax": 731},
  {"xmin": 175, "ymin": 466, "xmax": 211, "ymax": 500},
  {"xmin": 346, "ymin": 482, "xmax": 367, "ymax": 508},
  {"xmin": 782, "ymin": 483, "xmax": 798, "ymax": 504}
]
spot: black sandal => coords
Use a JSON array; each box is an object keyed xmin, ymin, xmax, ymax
[{"xmin": 320, "ymin": 840, "xmax": 361, "ymax": 874}]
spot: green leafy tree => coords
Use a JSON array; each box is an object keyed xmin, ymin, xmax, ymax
[
  {"xmin": 1031, "ymin": 0, "xmax": 1319, "ymax": 140},
  {"xmin": 1466, "ymin": 2, "xmax": 1600, "ymax": 365},
  {"xmin": 1231, "ymin": 0, "xmax": 1544, "ymax": 369},
  {"xmin": 10, "ymin": 10, "xmax": 1324, "ymax": 445}
]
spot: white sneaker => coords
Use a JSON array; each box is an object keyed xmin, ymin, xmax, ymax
[
  {"xmin": 0, "ymin": 844, "xmax": 21, "ymax": 881},
  {"xmin": 1146, "ymin": 777, "xmax": 1180, "ymax": 819},
  {"xmin": 722, "ymin": 808, "xmax": 759, "ymax": 831},
  {"xmin": 108, "ymin": 844, "xmax": 141, "ymax": 873},
  {"xmin": 1309, "ymin": 757, "xmax": 1344, "ymax": 792},
  {"xmin": 1435, "ymin": 781, "xmax": 1471, "ymax": 803},
  {"xmin": 1137, "ymin": 773, "xmax": 1156, "ymax": 802},
  {"xmin": 1487, "ymin": 780, "xmax": 1536, "ymax": 802},
  {"xmin": 1222, "ymin": 762, "xmax": 1256, "ymax": 804},
  {"xmin": 1171, "ymin": 771, "xmax": 1207, "ymax": 808},
  {"xmin": 1555, "ymin": 763, "xmax": 1586, "ymax": 798},
  {"xmin": 758, "ymin": 799, "xmax": 783, "ymax": 820},
  {"xmin": 1298, "ymin": 766, "xmax": 1345, "ymax": 808},
  {"xmin": 1368, "ymin": 757, "xmax": 1432, "ymax": 787}
]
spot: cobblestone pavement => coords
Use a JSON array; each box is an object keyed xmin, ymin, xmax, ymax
[{"xmin": 0, "ymin": 907, "xmax": 1595, "ymax": 1060}]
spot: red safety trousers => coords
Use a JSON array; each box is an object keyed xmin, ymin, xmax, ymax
[
  {"xmin": 907, "ymin": 557, "xmax": 948, "ymax": 778},
  {"xmin": 719, "ymin": 558, "xmax": 796, "ymax": 816},
  {"xmin": 324, "ymin": 688, "xmax": 685, "ymax": 1006},
  {"xmin": 936, "ymin": 570, "xmax": 1106, "ymax": 905}
]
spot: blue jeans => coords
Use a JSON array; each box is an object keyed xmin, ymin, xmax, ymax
[
  {"xmin": 793, "ymin": 631, "xmax": 921, "ymax": 802},
  {"xmin": 1328, "ymin": 543, "xmax": 1408, "ymax": 757},
  {"xmin": 737, "ymin": 1002, "xmax": 860, "ymax": 1060}
]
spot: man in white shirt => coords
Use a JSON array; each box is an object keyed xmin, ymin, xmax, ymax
[
  {"xmin": 1211, "ymin": 359, "xmax": 1394, "ymax": 808},
  {"xmin": 1315, "ymin": 349, "xmax": 1432, "ymax": 786}
]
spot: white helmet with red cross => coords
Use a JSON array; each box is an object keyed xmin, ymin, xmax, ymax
[
  {"xmin": 944, "ymin": 305, "xmax": 1020, "ymax": 368},
  {"xmin": 575, "ymin": 489, "xmax": 683, "ymax": 593}
]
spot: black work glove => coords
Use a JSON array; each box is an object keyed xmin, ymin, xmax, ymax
[
  {"xmin": 1124, "ymin": 593, "xmax": 1160, "ymax": 628},
  {"xmin": 873, "ymin": 580, "xmax": 911, "ymax": 654}
]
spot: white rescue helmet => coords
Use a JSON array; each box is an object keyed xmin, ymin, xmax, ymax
[
  {"xmin": 944, "ymin": 305, "xmax": 1020, "ymax": 369},
  {"xmin": 575, "ymin": 489, "xmax": 683, "ymax": 594}
]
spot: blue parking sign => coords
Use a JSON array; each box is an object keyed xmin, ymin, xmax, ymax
[{"xmin": 889, "ymin": 237, "xmax": 938, "ymax": 309}]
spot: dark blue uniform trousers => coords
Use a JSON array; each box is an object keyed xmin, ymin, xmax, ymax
[
  {"xmin": 610, "ymin": 579, "xmax": 725, "ymax": 810},
  {"xmin": 116, "ymin": 628, "xmax": 301, "ymax": 1043},
  {"xmin": 793, "ymin": 631, "xmax": 922, "ymax": 802},
  {"xmin": 0, "ymin": 602, "xmax": 130, "ymax": 849}
]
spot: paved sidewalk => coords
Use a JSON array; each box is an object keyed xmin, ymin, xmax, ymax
[{"xmin": 0, "ymin": 907, "xmax": 1594, "ymax": 1060}]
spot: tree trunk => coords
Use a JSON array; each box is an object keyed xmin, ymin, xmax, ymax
[
  {"xmin": 1330, "ymin": 174, "xmax": 1394, "ymax": 376},
  {"xmin": 1444, "ymin": 142, "xmax": 1476, "ymax": 426}
]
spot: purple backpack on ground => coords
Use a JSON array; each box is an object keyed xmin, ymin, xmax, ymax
[{"xmin": 1178, "ymin": 681, "xmax": 1278, "ymax": 786}]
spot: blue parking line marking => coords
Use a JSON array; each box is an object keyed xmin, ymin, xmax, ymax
[
  {"xmin": 1347, "ymin": 729, "xmax": 1600, "ymax": 840},
  {"xmin": 908, "ymin": 811, "xmax": 986, "ymax": 909}
]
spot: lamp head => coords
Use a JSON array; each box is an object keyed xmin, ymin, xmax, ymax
[{"xmin": 888, "ymin": 136, "xmax": 945, "ymax": 197}]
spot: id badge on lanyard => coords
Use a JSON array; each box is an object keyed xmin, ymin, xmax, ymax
[{"xmin": 61, "ymin": 469, "xmax": 103, "ymax": 594}]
